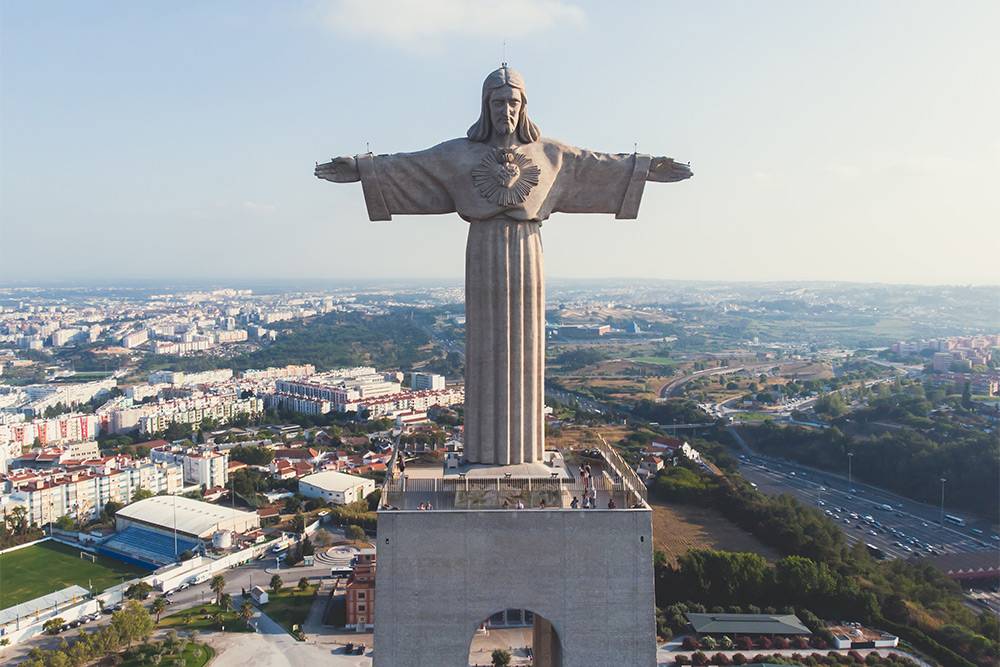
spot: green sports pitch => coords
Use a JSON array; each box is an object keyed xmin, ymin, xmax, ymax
[{"xmin": 0, "ymin": 540, "xmax": 147, "ymax": 609}]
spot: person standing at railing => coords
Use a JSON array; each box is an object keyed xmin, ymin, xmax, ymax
[{"xmin": 570, "ymin": 496, "xmax": 579, "ymax": 509}]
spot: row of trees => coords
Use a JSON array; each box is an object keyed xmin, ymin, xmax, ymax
[
  {"xmin": 675, "ymin": 651, "xmax": 917, "ymax": 666},
  {"xmin": 27, "ymin": 601, "xmax": 155, "ymax": 667},
  {"xmin": 749, "ymin": 418, "xmax": 999, "ymax": 520}
]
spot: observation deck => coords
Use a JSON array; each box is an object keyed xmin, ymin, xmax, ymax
[{"xmin": 377, "ymin": 434, "xmax": 649, "ymax": 513}]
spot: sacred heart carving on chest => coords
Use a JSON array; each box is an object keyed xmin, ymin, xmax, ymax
[{"xmin": 471, "ymin": 148, "xmax": 541, "ymax": 207}]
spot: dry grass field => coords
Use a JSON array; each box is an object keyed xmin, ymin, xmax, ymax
[
  {"xmin": 649, "ymin": 500, "xmax": 781, "ymax": 566},
  {"xmin": 545, "ymin": 424, "xmax": 632, "ymax": 451}
]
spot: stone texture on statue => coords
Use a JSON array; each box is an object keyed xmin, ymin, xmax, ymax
[{"xmin": 316, "ymin": 66, "xmax": 691, "ymax": 466}]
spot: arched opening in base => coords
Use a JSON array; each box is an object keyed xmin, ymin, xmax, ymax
[{"xmin": 468, "ymin": 609, "xmax": 563, "ymax": 667}]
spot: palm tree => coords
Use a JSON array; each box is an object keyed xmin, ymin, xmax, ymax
[
  {"xmin": 151, "ymin": 597, "xmax": 167, "ymax": 623},
  {"xmin": 239, "ymin": 601, "xmax": 253, "ymax": 627},
  {"xmin": 220, "ymin": 593, "xmax": 232, "ymax": 612},
  {"xmin": 209, "ymin": 575, "xmax": 226, "ymax": 606},
  {"xmin": 212, "ymin": 612, "xmax": 224, "ymax": 629}
]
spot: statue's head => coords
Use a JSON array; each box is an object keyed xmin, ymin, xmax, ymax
[{"xmin": 467, "ymin": 66, "xmax": 541, "ymax": 144}]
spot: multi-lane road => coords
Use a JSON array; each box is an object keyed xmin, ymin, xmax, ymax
[{"xmin": 729, "ymin": 428, "xmax": 999, "ymax": 561}]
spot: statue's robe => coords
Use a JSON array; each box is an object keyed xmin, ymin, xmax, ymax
[{"xmin": 357, "ymin": 137, "xmax": 651, "ymax": 465}]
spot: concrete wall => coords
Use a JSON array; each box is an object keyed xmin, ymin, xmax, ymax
[{"xmin": 374, "ymin": 508, "xmax": 656, "ymax": 667}]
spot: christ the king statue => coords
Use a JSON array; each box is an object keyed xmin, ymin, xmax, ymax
[{"xmin": 315, "ymin": 66, "xmax": 692, "ymax": 467}]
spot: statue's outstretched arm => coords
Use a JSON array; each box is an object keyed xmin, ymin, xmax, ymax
[
  {"xmin": 315, "ymin": 156, "xmax": 360, "ymax": 183},
  {"xmin": 648, "ymin": 157, "xmax": 693, "ymax": 182}
]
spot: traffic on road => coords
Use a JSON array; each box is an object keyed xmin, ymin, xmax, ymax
[{"xmin": 737, "ymin": 453, "xmax": 999, "ymax": 562}]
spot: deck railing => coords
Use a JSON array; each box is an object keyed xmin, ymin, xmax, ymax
[{"xmin": 595, "ymin": 433, "xmax": 648, "ymax": 502}]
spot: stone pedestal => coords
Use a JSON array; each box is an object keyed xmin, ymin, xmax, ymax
[{"xmin": 373, "ymin": 508, "xmax": 657, "ymax": 667}]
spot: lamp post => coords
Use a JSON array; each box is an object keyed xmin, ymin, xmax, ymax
[
  {"xmin": 847, "ymin": 452, "xmax": 854, "ymax": 493},
  {"xmin": 939, "ymin": 477, "xmax": 946, "ymax": 526}
]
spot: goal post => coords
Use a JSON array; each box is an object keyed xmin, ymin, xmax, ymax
[{"xmin": 79, "ymin": 551, "xmax": 97, "ymax": 563}]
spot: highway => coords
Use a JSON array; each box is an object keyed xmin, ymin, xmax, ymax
[{"xmin": 729, "ymin": 429, "xmax": 999, "ymax": 562}]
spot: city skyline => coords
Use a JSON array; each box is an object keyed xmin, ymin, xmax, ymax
[{"xmin": 2, "ymin": 1, "xmax": 999, "ymax": 286}]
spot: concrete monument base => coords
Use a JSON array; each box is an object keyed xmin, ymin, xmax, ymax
[{"xmin": 373, "ymin": 508, "xmax": 657, "ymax": 667}]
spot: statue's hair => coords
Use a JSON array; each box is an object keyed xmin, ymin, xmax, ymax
[{"xmin": 467, "ymin": 66, "xmax": 541, "ymax": 143}]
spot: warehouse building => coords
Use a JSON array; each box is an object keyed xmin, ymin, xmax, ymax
[{"xmin": 299, "ymin": 470, "xmax": 376, "ymax": 506}]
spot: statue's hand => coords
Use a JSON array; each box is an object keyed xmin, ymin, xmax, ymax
[
  {"xmin": 647, "ymin": 157, "xmax": 693, "ymax": 182},
  {"xmin": 314, "ymin": 156, "xmax": 360, "ymax": 183}
]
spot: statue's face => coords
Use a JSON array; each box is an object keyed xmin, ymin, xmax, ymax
[{"xmin": 489, "ymin": 85, "xmax": 522, "ymax": 137}]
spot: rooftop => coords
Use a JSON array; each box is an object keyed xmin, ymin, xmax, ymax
[
  {"xmin": 0, "ymin": 585, "xmax": 90, "ymax": 626},
  {"xmin": 300, "ymin": 470, "xmax": 373, "ymax": 492},
  {"xmin": 686, "ymin": 613, "xmax": 811, "ymax": 636},
  {"xmin": 115, "ymin": 496, "xmax": 258, "ymax": 538}
]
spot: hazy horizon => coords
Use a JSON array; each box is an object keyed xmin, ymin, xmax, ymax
[{"xmin": 2, "ymin": 1, "xmax": 998, "ymax": 285}]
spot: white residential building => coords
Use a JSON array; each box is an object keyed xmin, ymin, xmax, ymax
[
  {"xmin": 150, "ymin": 444, "xmax": 229, "ymax": 489},
  {"xmin": 411, "ymin": 372, "xmax": 446, "ymax": 391},
  {"xmin": 2, "ymin": 461, "xmax": 183, "ymax": 526}
]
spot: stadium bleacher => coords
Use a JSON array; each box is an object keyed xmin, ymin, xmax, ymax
[{"xmin": 98, "ymin": 526, "xmax": 200, "ymax": 568}]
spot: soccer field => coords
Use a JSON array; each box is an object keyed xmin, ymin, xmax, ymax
[{"xmin": 0, "ymin": 540, "xmax": 147, "ymax": 609}]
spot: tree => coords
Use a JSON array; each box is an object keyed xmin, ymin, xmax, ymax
[
  {"xmin": 297, "ymin": 577, "xmax": 309, "ymax": 591},
  {"xmin": 962, "ymin": 381, "xmax": 973, "ymax": 408},
  {"xmin": 125, "ymin": 582, "xmax": 152, "ymax": 600},
  {"xmin": 283, "ymin": 496, "xmax": 303, "ymax": 514},
  {"xmin": 43, "ymin": 618, "xmax": 65, "ymax": 635},
  {"xmin": 300, "ymin": 535, "xmax": 315, "ymax": 557},
  {"xmin": 220, "ymin": 593, "xmax": 233, "ymax": 612},
  {"xmin": 345, "ymin": 524, "xmax": 366, "ymax": 541},
  {"xmin": 55, "ymin": 514, "xmax": 76, "ymax": 530},
  {"xmin": 210, "ymin": 575, "xmax": 226, "ymax": 606},
  {"xmin": 101, "ymin": 501, "xmax": 123, "ymax": 522},
  {"xmin": 6, "ymin": 505, "xmax": 29, "ymax": 534},
  {"xmin": 131, "ymin": 487, "xmax": 154, "ymax": 503},
  {"xmin": 291, "ymin": 512, "xmax": 306, "ymax": 533},
  {"xmin": 239, "ymin": 601, "xmax": 254, "ymax": 627},
  {"xmin": 270, "ymin": 574, "xmax": 283, "ymax": 594},
  {"xmin": 151, "ymin": 597, "xmax": 167, "ymax": 623},
  {"xmin": 491, "ymin": 648, "xmax": 511, "ymax": 667},
  {"xmin": 111, "ymin": 600, "xmax": 154, "ymax": 648}
]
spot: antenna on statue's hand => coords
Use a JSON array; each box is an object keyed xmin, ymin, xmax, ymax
[
  {"xmin": 502, "ymin": 40, "xmax": 507, "ymax": 67},
  {"xmin": 366, "ymin": 141, "xmax": 370, "ymax": 154}
]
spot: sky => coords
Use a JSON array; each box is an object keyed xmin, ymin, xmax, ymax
[{"xmin": 1, "ymin": 0, "xmax": 998, "ymax": 286}]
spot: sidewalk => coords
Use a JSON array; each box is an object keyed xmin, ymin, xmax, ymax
[{"xmin": 302, "ymin": 578, "xmax": 337, "ymax": 635}]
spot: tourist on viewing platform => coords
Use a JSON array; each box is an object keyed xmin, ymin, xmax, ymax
[
  {"xmin": 570, "ymin": 496, "xmax": 579, "ymax": 509},
  {"xmin": 502, "ymin": 499, "xmax": 510, "ymax": 509},
  {"xmin": 516, "ymin": 499, "xmax": 524, "ymax": 510},
  {"xmin": 538, "ymin": 499, "xmax": 546, "ymax": 509},
  {"xmin": 589, "ymin": 487, "xmax": 597, "ymax": 508},
  {"xmin": 607, "ymin": 498, "xmax": 617, "ymax": 509}
]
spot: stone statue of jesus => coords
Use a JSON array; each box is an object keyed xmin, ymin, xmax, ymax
[{"xmin": 316, "ymin": 66, "xmax": 692, "ymax": 467}]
